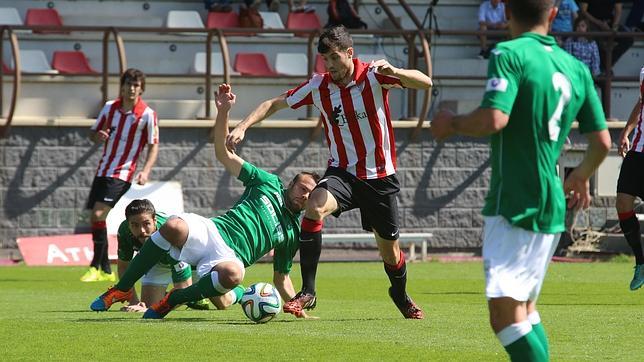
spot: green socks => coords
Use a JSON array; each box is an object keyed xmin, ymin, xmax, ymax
[
  {"xmin": 168, "ymin": 271, "xmax": 230, "ymax": 306},
  {"xmin": 504, "ymin": 330, "xmax": 548, "ymax": 362},
  {"xmin": 529, "ymin": 312, "xmax": 549, "ymax": 356},
  {"xmin": 232, "ymin": 285, "xmax": 246, "ymax": 304},
  {"xmin": 115, "ymin": 238, "xmax": 166, "ymax": 291},
  {"xmin": 498, "ymin": 320, "xmax": 548, "ymax": 362}
]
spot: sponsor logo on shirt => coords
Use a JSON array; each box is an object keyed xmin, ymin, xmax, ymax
[
  {"xmin": 329, "ymin": 105, "xmax": 369, "ymax": 126},
  {"xmin": 486, "ymin": 77, "xmax": 508, "ymax": 92}
]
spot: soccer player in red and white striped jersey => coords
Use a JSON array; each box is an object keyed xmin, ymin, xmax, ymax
[
  {"xmin": 616, "ymin": 65, "xmax": 644, "ymax": 291},
  {"xmin": 226, "ymin": 26, "xmax": 432, "ymax": 318},
  {"xmin": 80, "ymin": 68, "xmax": 160, "ymax": 283}
]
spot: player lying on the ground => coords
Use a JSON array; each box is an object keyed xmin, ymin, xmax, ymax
[
  {"xmin": 90, "ymin": 84, "xmax": 319, "ymax": 319},
  {"xmin": 93, "ymin": 198, "xmax": 240, "ymax": 313}
]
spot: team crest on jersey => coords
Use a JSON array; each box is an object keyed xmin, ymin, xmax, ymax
[{"xmin": 486, "ymin": 77, "xmax": 508, "ymax": 92}]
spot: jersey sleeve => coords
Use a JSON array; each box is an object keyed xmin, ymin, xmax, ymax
[
  {"xmin": 116, "ymin": 220, "xmax": 135, "ymax": 261},
  {"xmin": 480, "ymin": 48, "xmax": 520, "ymax": 115},
  {"xmin": 373, "ymin": 68, "xmax": 404, "ymax": 90},
  {"xmin": 91, "ymin": 103, "xmax": 110, "ymax": 131},
  {"xmin": 238, "ymin": 161, "xmax": 281, "ymax": 188},
  {"xmin": 576, "ymin": 67, "xmax": 607, "ymax": 134},
  {"xmin": 272, "ymin": 242, "xmax": 295, "ymax": 274},
  {"xmin": 143, "ymin": 110, "xmax": 159, "ymax": 145},
  {"xmin": 286, "ymin": 79, "xmax": 315, "ymax": 109}
]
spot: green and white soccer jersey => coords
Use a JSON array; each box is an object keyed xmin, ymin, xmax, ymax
[
  {"xmin": 117, "ymin": 213, "xmax": 191, "ymax": 282},
  {"xmin": 213, "ymin": 162, "xmax": 301, "ymax": 274},
  {"xmin": 480, "ymin": 32, "xmax": 607, "ymax": 233}
]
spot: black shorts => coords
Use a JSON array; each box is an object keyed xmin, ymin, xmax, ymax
[
  {"xmin": 617, "ymin": 151, "xmax": 644, "ymax": 198},
  {"xmin": 86, "ymin": 176, "xmax": 131, "ymax": 209},
  {"xmin": 317, "ymin": 167, "xmax": 400, "ymax": 240}
]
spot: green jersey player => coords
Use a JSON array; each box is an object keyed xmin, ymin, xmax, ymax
[
  {"xmin": 90, "ymin": 83, "xmax": 319, "ymax": 319},
  {"xmin": 431, "ymin": 1, "xmax": 611, "ymax": 361}
]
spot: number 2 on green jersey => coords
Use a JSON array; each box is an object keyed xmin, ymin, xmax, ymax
[{"xmin": 548, "ymin": 72, "xmax": 572, "ymax": 142}]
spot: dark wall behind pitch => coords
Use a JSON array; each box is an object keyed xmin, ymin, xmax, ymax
[{"xmin": 0, "ymin": 126, "xmax": 617, "ymax": 250}]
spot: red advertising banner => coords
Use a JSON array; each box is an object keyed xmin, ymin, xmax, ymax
[{"xmin": 16, "ymin": 234, "xmax": 118, "ymax": 266}]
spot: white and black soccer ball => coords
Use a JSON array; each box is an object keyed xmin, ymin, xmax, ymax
[{"xmin": 240, "ymin": 282, "xmax": 282, "ymax": 323}]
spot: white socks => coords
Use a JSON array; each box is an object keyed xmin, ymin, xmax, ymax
[{"xmin": 496, "ymin": 320, "xmax": 533, "ymax": 347}]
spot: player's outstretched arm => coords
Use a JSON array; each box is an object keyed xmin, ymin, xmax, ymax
[
  {"xmin": 618, "ymin": 99, "xmax": 641, "ymax": 157},
  {"xmin": 431, "ymin": 107, "xmax": 509, "ymax": 141},
  {"xmin": 273, "ymin": 271, "xmax": 318, "ymax": 319},
  {"xmin": 225, "ymin": 93, "xmax": 289, "ymax": 152},
  {"xmin": 214, "ymin": 84, "xmax": 244, "ymax": 178},
  {"xmin": 564, "ymin": 129, "xmax": 611, "ymax": 210},
  {"xmin": 372, "ymin": 59, "xmax": 432, "ymax": 90}
]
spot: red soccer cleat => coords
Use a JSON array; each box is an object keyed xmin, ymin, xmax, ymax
[
  {"xmin": 143, "ymin": 289, "xmax": 176, "ymax": 319},
  {"xmin": 283, "ymin": 291, "xmax": 317, "ymax": 317},
  {"xmin": 389, "ymin": 288, "xmax": 424, "ymax": 319},
  {"xmin": 90, "ymin": 286, "xmax": 133, "ymax": 311}
]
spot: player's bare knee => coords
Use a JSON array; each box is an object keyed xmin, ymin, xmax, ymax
[
  {"xmin": 217, "ymin": 266, "xmax": 243, "ymax": 288},
  {"xmin": 305, "ymin": 189, "xmax": 333, "ymax": 219},
  {"xmin": 615, "ymin": 193, "xmax": 635, "ymax": 213},
  {"xmin": 159, "ymin": 217, "xmax": 188, "ymax": 247}
]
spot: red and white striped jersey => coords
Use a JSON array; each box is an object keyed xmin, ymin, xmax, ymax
[
  {"xmin": 630, "ymin": 66, "xmax": 644, "ymax": 152},
  {"xmin": 91, "ymin": 98, "xmax": 159, "ymax": 182},
  {"xmin": 286, "ymin": 58, "xmax": 403, "ymax": 179}
]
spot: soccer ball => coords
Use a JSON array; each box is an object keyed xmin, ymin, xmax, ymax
[{"xmin": 240, "ymin": 282, "xmax": 282, "ymax": 323}]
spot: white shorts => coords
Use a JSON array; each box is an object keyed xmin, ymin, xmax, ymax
[
  {"xmin": 482, "ymin": 216, "xmax": 560, "ymax": 302},
  {"xmin": 141, "ymin": 261, "xmax": 190, "ymax": 287},
  {"xmin": 167, "ymin": 213, "xmax": 245, "ymax": 278}
]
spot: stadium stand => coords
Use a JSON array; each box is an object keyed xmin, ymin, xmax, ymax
[
  {"xmin": 25, "ymin": 8, "xmax": 65, "ymax": 33},
  {"xmin": 206, "ymin": 10, "xmax": 239, "ymax": 29},
  {"xmin": 314, "ymin": 54, "xmax": 326, "ymax": 73},
  {"xmin": 275, "ymin": 53, "xmax": 308, "ymax": 76},
  {"xmin": 166, "ymin": 10, "xmax": 204, "ymax": 28},
  {"xmin": 356, "ymin": 53, "xmax": 388, "ymax": 63},
  {"xmin": 258, "ymin": 11, "xmax": 293, "ymax": 37},
  {"xmin": 191, "ymin": 52, "xmax": 239, "ymax": 75},
  {"xmin": 286, "ymin": 11, "xmax": 322, "ymax": 33},
  {"xmin": 234, "ymin": 52, "xmax": 278, "ymax": 76},
  {"xmin": 0, "ymin": 7, "xmax": 22, "ymax": 25},
  {"xmin": 51, "ymin": 51, "xmax": 98, "ymax": 74},
  {"xmin": 11, "ymin": 49, "xmax": 58, "ymax": 74}
]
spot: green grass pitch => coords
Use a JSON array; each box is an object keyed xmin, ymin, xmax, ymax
[{"xmin": 1, "ymin": 261, "xmax": 643, "ymax": 361}]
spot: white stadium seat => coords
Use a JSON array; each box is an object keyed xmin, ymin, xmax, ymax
[
  {"xmin": 191, "ymin": 52, "xmax": 239, "ymax": 75},
  {"xmin": 166, "ymin": 10, "xmax": 204, "ymax": 28},
  {"xmin": 275, "ymin": 53, "xmax": 308, "ymax": 76},
  {"xmin": 258, "ymin": 12, "xmax": 293, "ymax": 37},
  {"xmin": 12, "ymin": 49, "xmax": 58, "ymax": 74},
  {"xmin": 0, "ymin": 7, "xmax": 22, "ymax": 25}
]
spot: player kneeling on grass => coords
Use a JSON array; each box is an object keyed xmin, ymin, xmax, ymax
[
  {"xmin": 95, "ymin": 199, "xmax": 227, "ymax": 312},
  {"xmin": 90, "ymin": 84, "xmax": 319, "ymax": 319}
]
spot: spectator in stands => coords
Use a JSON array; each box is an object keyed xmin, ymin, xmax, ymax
[
  {"xmin": 245, "ymin": 0, "xmax": 280, "ymax": 12},
  {"xmin": 80, "ymin": 68, "xmax": 159, "ymax": 283},
  {"xmin": 564, "ymin": 17, "xmax": 600, "ymax": 76},
  {"xmin": 625, "ymin": 0, "xmax": 644, "ymax": 31},
  {"xmin": 579, "ymin": 0, "xmax": 634, "ymax": 73},
  {"xmin": 326, "ymin": 0, "xmax": 367, "ymax": 29},
  {"xmin": 478, "ymin": 0, "xmax": 508, "ymax": 59},
  {"xmin": 204, "ymin": 0, "xmax": 233, "ymax": 12},
  {"xmin": 289, "ymin": 0, "xmax": 314, "ymax": 13},
  {"xmin": 551, "ymin": 0, "xmax": 579, "ymax": 38}
]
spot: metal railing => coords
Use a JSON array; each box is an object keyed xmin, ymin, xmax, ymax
[{"xmin": 0, "ymin": 25, "xmax": 432, "ymax": 139}]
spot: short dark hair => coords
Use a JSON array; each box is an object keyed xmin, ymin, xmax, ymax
[
  {"xmin": 572, "ymin": 16, "xmax": 588, "ymax": 31},
  {"xmin": 292, "ymin": 171, "xmax": 321, "ymax": 185},
  {"xmin": 506, "ymin": 0, "xmax": 554, "ymax": 28},
  {"xmin": 317, "ymin": 26, "xmax": 353, "ymax": 54},
  {"xmin": 120, "ymin": 68, "xmax": 146, "ymax": 92},
  {"xmin": 125, "ymin": 199, "xmax": 155, "ymax": 220}
]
